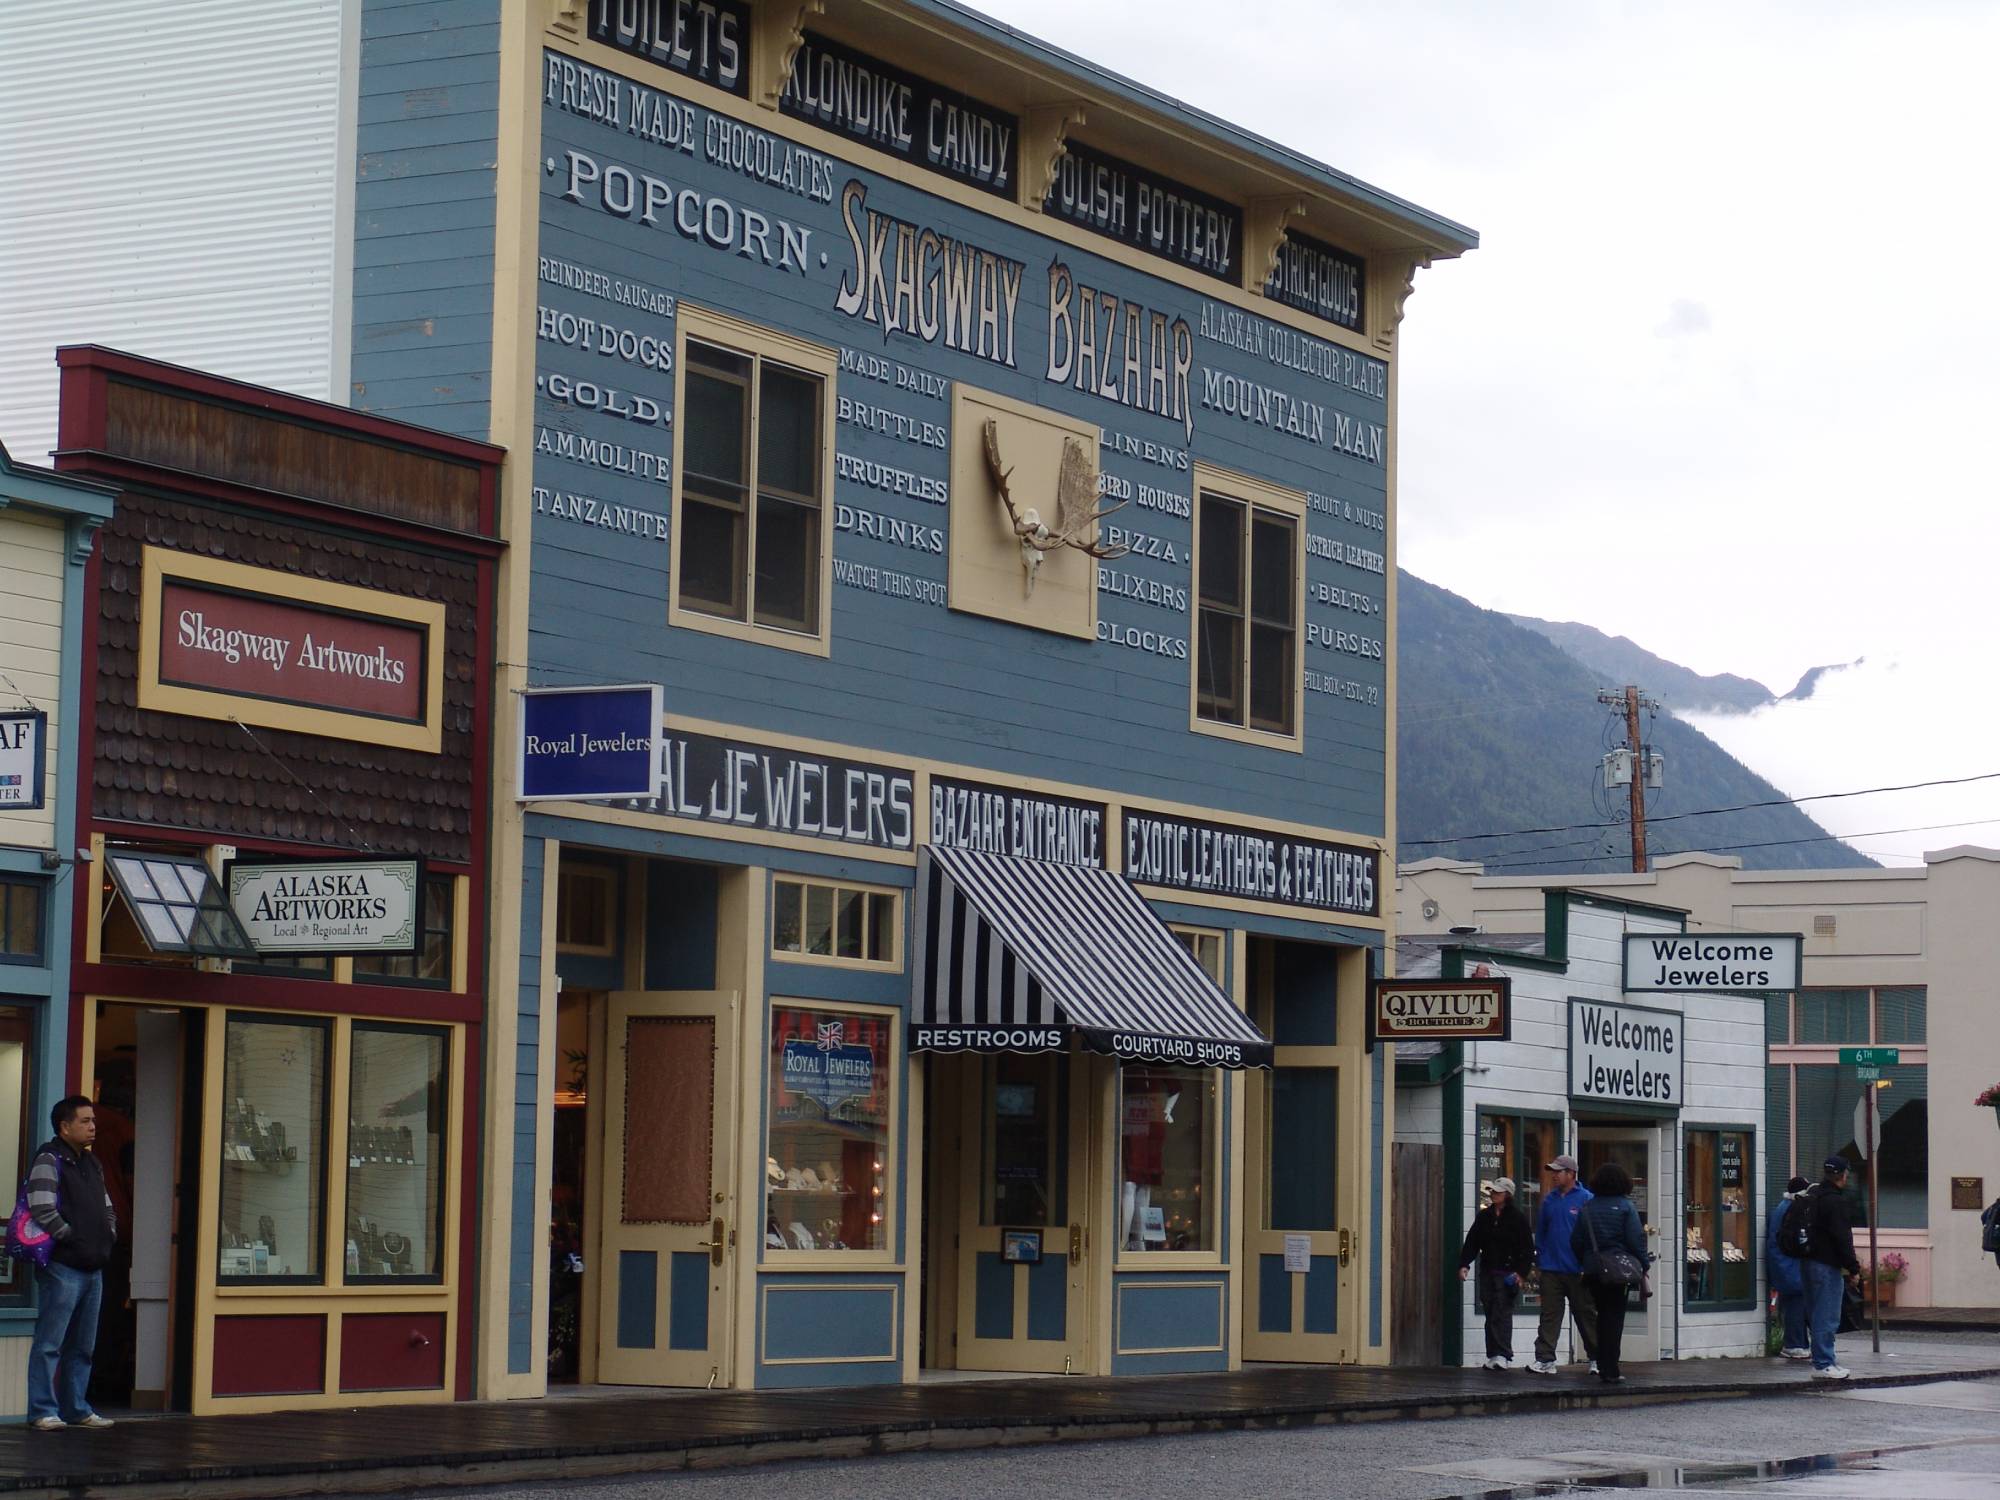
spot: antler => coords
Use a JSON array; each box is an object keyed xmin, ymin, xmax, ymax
[
  {"xmin": 1048, "ymin": 436, "xmax": 1131, "ymax": 558},
  {"xmin": 982, "ymin": 419, "xmax": 1031, "ymax": 536}
]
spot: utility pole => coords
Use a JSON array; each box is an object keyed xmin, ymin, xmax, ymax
[{"xmin": 1598, "ymin": 686, "xmax": 1660, "ymax": 873}]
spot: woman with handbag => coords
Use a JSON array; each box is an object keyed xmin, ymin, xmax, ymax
[{"xmin": 1569, "ymin": 1161, "xmax": 1650, "ymax": 1384}]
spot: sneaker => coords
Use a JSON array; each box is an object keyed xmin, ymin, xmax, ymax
[
  {"xmin": 1812, "ymin": 1365, "xmax": 1852, "ymax": 1381},
  {"xmin": 1588, "ymin": 1360, "xmax": 1599, "ymax": 1374},
  {"xmin": 1601, "ymin": 1374, "xmax": 1627, "ymax": 1385},
  {"xmin": 1527, "ymin": 1360, "xmax": 1559, "ymax": 1374},
  {"xmin": 1483, "ymin": 1356, "xmax": 1509, "ymax": 1370},
  {"xmin": 1780, "ymin": 1347, "xmax": 1811, "ymax": 1360},
  {"xmin": 31, "ymin": 1416, "xmax": 65, "ymax": 1431},
  {"xmin": 74, "ymin": 1413, "xmax": 115, "ymax": 1429}
]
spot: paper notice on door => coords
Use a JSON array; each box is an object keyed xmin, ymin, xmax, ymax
[{"xmin": 1283, "ymin": 1234, "xmax": 1312, "ymax": 1273}]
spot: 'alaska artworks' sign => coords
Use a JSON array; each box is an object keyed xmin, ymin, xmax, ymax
[
  {"xmin": 1124, "ymin": 809, "xmax": 1379, "ymax": 917},
  {"xmin": 640, "ymin": 730, "xmax": 915, "ymax": 850},
  {"xmin": 1568, "ymin": 999, "xmax": 1683, "ymax": 1108},
  {"xmin": 226, "ymin": 858, "xmax": 422, "ymax": 955},
  {"xmin": 929, "ymin": 776, "xmax": 1106, "ymax": 868}
]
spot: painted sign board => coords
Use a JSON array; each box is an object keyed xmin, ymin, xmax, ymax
[
  {"xmin": 1621, "ymin": 932, "xmax": 1802, "ymax": 993},
  {"xmin": 1124, "ymin": 808, "xmax": 1379, "ymax": 917},
  {"xmin": 225, "ymin": 857, "xmax": 422, "ymax": 955},
  {"xmin": 929, "ymin": 775, "xmax": 1106, "ymax": 868},
  {"xmin": 519, "ymin": 683, "xmax": 665, "ymax": 801},
  {"xmin": 1568, "ymin": 998, "xmax": 1684, "ymax": 1109},
  {"xmin": 635, "ymin": 729, "xmax": 915, "ymax": 851},
  {"xmin": 1368, "ymin": 977, "xmax": 1510, "ymax": 1045},
  {"xmin": 0, "ymin": 709, "xmax": 47, "ymax": 810}
]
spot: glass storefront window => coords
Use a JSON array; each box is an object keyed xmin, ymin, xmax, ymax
[
  {"xmin": 765, "ymin": 1006, "xmax": 891, "ymax": 1252},
  {"xmin": 345, "ymin": 1023, "xmax": 448, "ymax": 1282},
  {"xmin": 1685, "ymin": 1127, "xmax": 1754, "ymax": 1309},
  {"xmin": 218, "ymin": 1014, "xmax": 328, "ymax": 1282},
  {"xmin": 0, "ymin": 1005, "xmax": 30, "ymax": 1303},
  {"xmin": 353, "ymin": 876, "xmax": 455, "ymax": 988},
  {"xmin": 1476, "ymin": 1110, "xmax": 1560, "ymax": 1305},
  {"xmin": 1120, "ymin": 1064, "xmax": 1216, "ymax": 1253},
  {"xmin": 771, "ymin": 879, "xmax": 897, "ymax": 966}
]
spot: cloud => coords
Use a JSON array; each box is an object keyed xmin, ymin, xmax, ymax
[{"xmin": 1655, "ymin": 299, "xmax": 1713, "ymax": 338}]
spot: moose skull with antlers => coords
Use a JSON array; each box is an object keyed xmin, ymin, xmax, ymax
[{"xmin": 981, "ymin": 418, "xmax": 1130, "ymax": 595}]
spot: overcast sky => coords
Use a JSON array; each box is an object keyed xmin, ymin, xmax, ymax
[{"xmin": 978, "ymin": 0, "xmax": 2000, "ymax": 865}]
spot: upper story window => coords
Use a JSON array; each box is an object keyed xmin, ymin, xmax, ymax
[
  {"xmin": 0, "ymin": 879, "xmax": 44, "ymax": 965},
  {"xmin": 353, "ymin": 876, "xmax": 456, "ymax": 989},
  {"xmin": 671, "ymin": 309, "xmax": 837, "ymax": 655},
  {"xmin": 1193, "ymin": 469, "xmax": 1303, "ymax": 748}
]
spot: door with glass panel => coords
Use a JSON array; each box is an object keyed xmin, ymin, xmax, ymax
[
  {"xmin": 1244, "ymin": 939, "xmax": 1363, "ymax": 1362},
  {"xmin": 596, "ymin": 991, "xmax": 738, "ymax": 1386},
  {"xmin": 1577, "ymin": 1126, "xmax": 1661, "ymax": 1366},
  {"xmin": 954, "ymin": 1051, "xmax": 1091, "ymax": 1372}
]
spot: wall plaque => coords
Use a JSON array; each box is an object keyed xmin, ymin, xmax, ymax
[{"xmin": 1952, "ymin": 1176, "xmax": 1985, "ymax": 1211}]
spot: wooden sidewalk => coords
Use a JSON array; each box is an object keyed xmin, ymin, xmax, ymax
[{"xmin": 5, "ymin": 1339, "xmax": 1998, "ymax": 1498}]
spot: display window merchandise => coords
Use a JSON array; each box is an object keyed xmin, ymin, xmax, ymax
[
  {"xmin": 1120, "ymin": 1064, "xmax": 1217, "ymax": 1254},
  {"xmin": 346, "ymin": 1024, "xmax": 449, "ymax": 1282},
  {"xmin": 1684, "ymin": 1127, "xmax": 1754, "ymax": 1309},
  {"xmin": 219, "ymin": 1014, "xmax": 329, "ymax": 1282},
  {"xmin": 765, "ymin": 1005, "xmax": 893, "ymax": 1255}
]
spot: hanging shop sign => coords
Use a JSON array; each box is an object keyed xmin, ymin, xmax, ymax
[
  {"xmin": 583, "ymin": 0, "xmax": 749, "ymax": 96},
  {"xmin": 640, "ymin": 730, "xmax": 915, "ymax": 850},
  {"xmin": 1621, "ymin": 932, "xmax": 1801, "ymax": 993},
  {"xmin": 1043, "ymin": 141, "xmax": 1242, "ymax": 283},
  {"xmin": 782, "ymin": 31, "xmax": 1017, "ymax": 197},
  {"xmin": 929, "ymin": 775, "xmax": 1106, "ymax": 868},
  {"xmin": 1123, "ymin": 808, "xmax": 1379, "ymax": 917},
  {"xmin": 0, "ymin": 709, "xmax": 47, "ymax": 810},
  {"xmin": 1265, "ymin": 230, "xmax": 1366, "ymax": 333},
  {"xmin": 225, "ymin": 857, "xmax": 423, "ymax": 955},
  {"xmin": 1368, "ymin": 976, "xmax": 1511, "ymax": 1046},
  {"xmin": 1568, "ymin": 998, "xmax": 1683, "ymax": 1109},
  {"xmin": 519, "ymin": 683, "xmax": 665, "ymax": 801}
]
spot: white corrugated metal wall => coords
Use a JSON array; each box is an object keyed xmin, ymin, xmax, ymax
[{"xmin": 0, "ymin": 0, "xmax": 352, "ymax": 462}]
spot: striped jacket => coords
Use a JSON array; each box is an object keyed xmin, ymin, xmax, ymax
[{"xmin": 27, "ymin": 1138, "xmax": 117, "ymax": 1271}]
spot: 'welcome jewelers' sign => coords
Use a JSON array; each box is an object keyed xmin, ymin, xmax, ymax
[
  {"xmin": 1621, "ymin": 932, "xmax": 1801, "ymax": 992},
  {"xmin": 1568, "ymin": 999, "xmax": 1683, "ymax": 1108}
]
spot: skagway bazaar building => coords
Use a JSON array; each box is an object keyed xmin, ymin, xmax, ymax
[{"xmin": 347, "ymin": 0, "xmax": 1473, "ymax": 1399}]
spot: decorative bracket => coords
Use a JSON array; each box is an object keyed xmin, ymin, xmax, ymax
[
  {"xmin": 549, "ymin": 0, "xmax": 584, "ymax": 39},
  {"xmin": 1243, "ymin": 195, "xmax": 1308, "ymax": 293},
  {"xmin": 69, "ymin": 515, "xmax": 103, "ymax": 566},
  {"xmin": 1020, "ymin": 103, "xmax": 1088, "ymax": 211},
  {"xmin": 1377, "ymin": 254, "xmax": 1431, "ymax": 351},
  {"xmin": 752, "ymin": 1, "xmax": 824, "ymax": 110}
]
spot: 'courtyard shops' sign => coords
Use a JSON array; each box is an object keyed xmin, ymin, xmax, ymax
[
  {"xmin": 1568, "ymin": 999, "xmax": 1683, "ymax": 1109},
  {"xmin": 1043, "ymin": 141, "xmax": 1243, "ymax": 282},
  {"xmin": 639, "ymin": 730, "xmax": 915, "ymax": 850},
  {"xmin": 1621, "ymin": 932, "xmax": 1801, "ymax": 992},
  {"xmin": 225, "ymin": 858, "xmax": 422, "ymax": 955},
  {"xmin": 0, "ymin": 710, "xmax": 46, "ymax": 810},
  {"xmin": 1369, "ymin": 977, "xmax": 1511, "ymax": 1045},
  {"xmin": 929, "ymin": 776, "xmax": 1106, "ymax": 868},
  {"xmin": 519, "ymin": 683, "xmax": 665, "ymax": 801},
  {"xmin": 1124, "ymin": 809, "xmax": 1380, "ymax": 917},
  {"xmin": 782, "ymin": 32, "xmax": 1017, "ymax": 197}
]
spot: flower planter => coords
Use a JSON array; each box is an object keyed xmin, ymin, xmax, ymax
[{"xmin": 1870, "ymin": 1280, "xmax": 1898, "ymax": 1309}]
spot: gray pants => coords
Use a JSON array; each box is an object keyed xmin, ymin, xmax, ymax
[{"xmin": 1535, "ymin": 1270, "xmax": 1598, "ymax": 1364}]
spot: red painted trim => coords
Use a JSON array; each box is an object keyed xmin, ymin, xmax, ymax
[
  {"xmin": 456, "ymin": 1027, "xmax": 482, "ymax": 1401},
  {"xmin": 54, "ymin": 346, "xmax": 504, "ymax": 465},
  {"xmin": 74, "ymin": 962, "xmax": 482, "ymax": 1024}
]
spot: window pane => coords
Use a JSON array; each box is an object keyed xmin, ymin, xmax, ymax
[
  {"xmin": 1198, "ymin": 496, "xmax": 1243, "ymax": 608},
  {"xmin": 679, "ymin": 495, "xmax": 746, "ymax": 617},
  {"xmin": 1266, "ymin": 1068, "xmax": 1335, "ymax": 1231},
  {"xmin": 1874, "ymin": 986, "xmax": 1926, "ymax": 1043},
  {"xmin": 1685, "ymin": 1130, "xmax": 1718, "ymax": 1306},
  {"xmin": 1196, "ymin": 609, "xmax": 1243, "ymax": 723},
  {"xmin": 866, "ymin": 892, "xmax": 894, "ymax": 962},
  {"xmin": 219, "ymin": 1016, "xmax": 327, "ymax": 1281},
  {"xmin": 683, "ymin": 346, "xmax": 749, "ymax": 491},
  {"xmin": 1123, "ymin": 1063, "xmax": 1216, "ymax": 1250},
  {"xmin": 805, "ymin": 883, "xmax": 833, "ymax": 956},
  {"xmin": 0, "ymin": 1008, "xmax": 29, "ymax": 1298},
  {"xmin": 753, "ymin": 494, "xmax": 818, "ymax": 632},
  {"xmin": 1719, "ymin": 1132, "xmax": 1752, "ymax": 1303},
  {"xmin": 773, "ymin": 881, "xmax": 803, "ymax": 953},
  {"xmin": 1766, "ymin": 1063, "xmax": 1792, "ymax": 1207},
  {"xmin": 835, "ymin": 887, "xmax": 864, "ymax": 959},
  {"xmin": 1250, "ymin": 512, "xmax": 1295, "ymax": 627},
  {"xmin": 1796, "ymin": 988, "xmax": 1869, "ymax": 1044},
  {"xmin": 1794, "ymin": 1062, "xmax": 1928, "ymax": 1228},
  {"xmin": 767, "ymin": 1007, "xmax": 891, "ymax": 1251},
  {"xmin": 2, "ymin": 883, "xmax": 42, "ymax": 958},
  {"xmin": 1476, "ymin": 1112, "xmax": 1515, "ymax": 1212},
  {"xmin": 983, "ymin": 1053, "xmax": 1061, "ymax": 1227},
  {"xmin": 346, "ymin": 1026, "xmax": 447, "ymax": 1280},
  {"xmin": 757, "ymin": 365, "xmax": 820, "ymax": 499},
  {"xmin": 1249, "ymin": 621, "xmax": 1294, "ymax": 734},
  {"xmin": 1765, "ymin": 992, "xmax": 1792, "ymax": 1045}
]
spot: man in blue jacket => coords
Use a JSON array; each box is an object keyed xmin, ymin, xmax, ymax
[
  {"xmin": 1529, "ymin": 1154, "xmax": 1596, "ymax": 1374},
  {"xmin": 1766, "ymin": 1175, "xmax": 1810, "ymax": 1358}
]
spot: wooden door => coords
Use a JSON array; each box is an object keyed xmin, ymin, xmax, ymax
[
  {"xmin": 1391, "ymin": 1142, "xmax": 1443, "ymax": 1365},
  {"xmin": 595, "ymin": 991, "xmax": 738, "ymax": 1386}
]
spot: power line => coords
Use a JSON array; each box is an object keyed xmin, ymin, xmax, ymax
[
  {"xmin": 1400, "ymin": 768, "xmax": 2000, "ymax": 849},
  {"xmin": 1473, "ymin": 813, "xmax": 2000, "ymax": 873}
]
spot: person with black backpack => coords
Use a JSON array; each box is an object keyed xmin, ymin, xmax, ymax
[
  {"xmin": 1766, "ymin": 1175, "xmax": 1811, "ymax": 1358},
  {"xmin": 1800, "ymin": 1156, "xmax": 1863, "ymax": 1380}
]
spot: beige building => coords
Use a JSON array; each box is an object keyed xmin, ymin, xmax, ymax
[{"xmin": 1400, "ymin": 848, "xmax": 2000, "ymax": 1309}]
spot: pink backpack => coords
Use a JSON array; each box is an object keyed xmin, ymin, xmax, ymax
[{"xmin": 5, "ymin": 1182, "xmax": 55, "ymax": 1269}]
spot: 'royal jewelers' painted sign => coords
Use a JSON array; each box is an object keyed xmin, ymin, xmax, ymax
[
  {"xmin": 0, "ymin": 710, "xmax": 47, "ymax": 811},
  {"xmin": 1043, "ymin": 140, "xmax": 1242, "ymax": 282},
  {"xmin": 1265, "ymin": 230, "xmax": 1366, "ymax": 334},
  {"xmin": 782, "ymin": 31, "xmax": 1016, "ymax": 197},
  {"xmin": 1369, "ymin": 977, "xmax": 1510, "ymax": 1044},
  {"xmin": 1621, "ymin": 932, "xmax": 1802, "ymax": 993},
  {"xmin": 519, "ymin": 683, "xmax": 665, "ymax": 801},
  {"xmin": 780, "ymin": 1022, "xmax": 877, "ymax": 1112},
  {"xmin": 638, "ymin": 730, "xmax": 915, "ymax": 850},
  {"xmin": 1568, "ymin": 999, "xmax": 1683, "ymax": 1108},
  {"xmin": 929, "ymin": 776, "xmax": 1106, "ymax": 868},
  {"xmin": 226, "ymin": 858, "xmax": 422, "ymax": 955},
  {"xmin": 1123, "ymin": 809, "xmax": 1379, "ymax": 916},
  {"xmin": 584, "ymin": 0, "xmax": 748, "ymax": 96}
]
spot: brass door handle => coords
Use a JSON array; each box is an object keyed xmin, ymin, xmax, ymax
[
  {"xmin": 1338, "ymin": 1228, "xmax": 1352, "ymax": 1266},
  {"xmin": 697, "ymin": 1217, "xmax": 726, "ymax": 1267},
  {"xmin": 1068, "ymin": 1223, "xmax": 1084, "ymax": 1261}
]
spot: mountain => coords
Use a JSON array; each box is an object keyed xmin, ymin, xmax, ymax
[
  {"xmin": 1400, "ymin": 572, "xmax": 1875, "ymax": 874},
  {"xmin": 1505, "ymin": 614, "xmax": 1775, "ymax": 714}
]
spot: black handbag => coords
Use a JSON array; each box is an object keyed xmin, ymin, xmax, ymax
[{"xmin": 1580, "ymin": 1202, "xmax": 1647, "ymax": 1287}]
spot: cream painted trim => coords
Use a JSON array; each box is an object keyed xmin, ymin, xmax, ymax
[
  {"xmin": 760, "ymin": 995, "xmax": 902, "ymax": 1266},
  {"xmin": 1112, "ymin": 1279, "xmax": 1226, "ymax": 1355},
  {"xmin": 1186, "ymin": 464, "xmax": 1307, "ymax": 754},
  {"xmin": 667, "ymin": 304, "xmax": 838, "ymax": 659},
  {"xmin": 757, "ymin": 1281, "xmax": 901, "ymax": 1365},
  {"xmin": 136, "ymin": 547, "xmax": 447, "ymax": 754},
  {"xmin": 550, "ymin": 796, "xmax": 921, "ymax": 866},
  {"xmin": 545, "ymin": 29, "xmax": 1406, "ymax": 365},
  {"xmin": 577, "ymin": 988, "xmax": 607, "ymax": 1384},
  {"xmin": 1226, "ymin": 924, "xmax": 1247, "ymax": 1369},
  {"xmin": 528, "ymin": 843, "xmax": 562, "ymax": 1387},
  {"xmin": 769, "ymin": 874, "xmax": 905, "ymax": 970},
  {"xmin": 729, "ymin": 870, "xmax": 763, "ymax": 1390},
  {"xmin": 901, "ymin": 1045, "xmax": 925, "ymax": 1381}
]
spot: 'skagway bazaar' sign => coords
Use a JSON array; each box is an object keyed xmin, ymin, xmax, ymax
[
  {"xmin": 638, "ymin": 730, "xmax": 915, "ymax": 850},
  {"xmin": 1369, "ymin": 978, "xmax": 1510, "ymax": 1044},
  {"xmin": 226, "ymin": 859, "xmax": 422, "ymax": 955},
  {"xmin": 929, "ymin": 776, "xmax": 1106, "ymax": 868},
  {"xmin": 1621, "ymin": 932, "xmax": 1802, "ymax": 992},
  {"xmin": 1123, "ymin": 809, "xmax": 1379, "ymax": 917},
  {"xmin": 1568, "ymin": 999, "xmax": 1683, "ymax": 1108}
]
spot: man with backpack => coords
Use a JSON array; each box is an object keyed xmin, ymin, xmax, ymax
[
  {"xmin": 1797, "ymin": 1155, "xmax": 1862, "ymax": 1380},
  {"xmin": 1766, "ymin": 1175, "xmax": 1811, "ymax": 1358},
  {"xmin": 23, "ymin": 1096, "xmax": 118, "ymax": 1430}
]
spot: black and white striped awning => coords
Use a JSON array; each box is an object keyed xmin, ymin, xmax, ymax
[{"xmin": 910, "ymin": 845, "xmax": 1273, "ymax": 1070}]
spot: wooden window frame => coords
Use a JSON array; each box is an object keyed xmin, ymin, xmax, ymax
[
  {"xmin": 1169, "ymin": 923, "xmax": 1227, "ymax": 987},
  {"xmin": 1682, "ymin": 1124, "xmax": 1758, "ymax": 1313},
  {"xmin": 555, "ymin": 862, "xmax": 619, "ymax": 957},
  {"xmin": 668, "ymin": 305, "xmax": 837, "ymax": 657},
  {"xmin": 769, "ymin": 876, "xmax": 903, "ymax": 971},
  {"xmin": 1473, "ymin": 1105, "xmax": 1566, "ymax": 1309},
  {"xmin": 1189, "ymin": 464, "xmax": 1305, "ymax": 751}
]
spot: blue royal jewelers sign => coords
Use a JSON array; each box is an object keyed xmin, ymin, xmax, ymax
[
  {"xmin": 518, "ymin": 683, "xmax": 664, "ymax": 801},
  {"xmin": 781, "ymin": 1018, "xmax": 877, "ymax": 1113}
]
